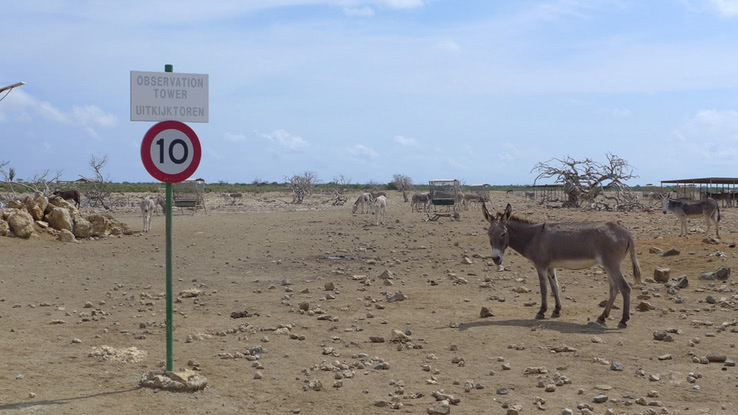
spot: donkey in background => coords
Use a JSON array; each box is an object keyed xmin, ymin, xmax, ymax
[
  {"xmin": 352, "ymin": 193, "xmax": 373, "ymax": 214},
  {"xmin": 140, "ymin": 197, "xmax": 155, "ymax": 232},
  {"xmin": 482, "ymin": 202, "xmax": 642, "ymax": 328},
  {"xmin": 662, "ymin": 197, "xmax": 720, "ymax": 238}
]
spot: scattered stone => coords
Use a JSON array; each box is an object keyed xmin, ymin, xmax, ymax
[
  {"xmin": 676, "ymin": 276, "xmax": 689, "ymax": 289},
  {"xmin": 386, "ymin": 292, "xmax": 408, "ymax": 303},
  {"xmin": 700, "ymin": 266, "xmax": 730, "ymax": 281},
  {"xmin": 89, "ymin": 346, "xmax": 147, "ymax": 363},
  {"xmin": 662, "ymin": 248, "xmax": 680, "ymax": 257},
  {"xmin": 703, "ymin": 237, "xmax": 720, "ymax": 245},
  {"xmin": 706, "ymin": 353, "xmax": 727, "ymax": 363},
  {"xmin": 390, "ymin": 329, "xmax": 410, "ymax": 343},
  {"xmin": 180, "ymin": 288, "xmax": 202, "ymax": 298},
  {"xmin": 479, "ymin": 307, "xmax": 494, "ymax": 318},
  {"xmin": 369, "ymin": 336, "xmax": 385, "ymax": 343},
  {"xmin": 506, "ymin": 404, "xmax": 523, "ymax": 415},
  {"xmin": 649, "ymin": 247, "xmax": 663, "ymax": 254},
  {"xmin": 593, "ymin": 394, "xmax": 608, "ymax": 403},
  {"xmin": 653, "ymin": 268, "xmax": 670, "ymax": 283},
  {"xmin": 427, "ymin": 400, "xmax": 450, "ymax": 415},
  {"xmin": 378, "ymin": 269, "xmax": 394, "ymax": 280},
  {"xmin": 636, "ymin": 301, "xmax": 655, "ymax": 312},
  {"xmin": 324, "ymin": 281, "xmax": 335, "ymax": 291},
  {"xmin": 139, "ymin": 369, "xmax": 207, "ymax": 392},
  {"xmin": 610, "ymin": 362, "xmax": 624, "ymax": 371}
]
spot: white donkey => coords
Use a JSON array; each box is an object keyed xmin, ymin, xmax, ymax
[
  {"xmin": 352, "ymin": 193, "xmax": 373, "ymax": 214},
  {"xmin": 372, "ymin": 195, "xmax": 387, "ymax": 225},
  {"xmin": 141, "ymin": 197, "xmax": 155, "ymax": 232},
  {"xmin": 662, "ymin": 197, "xmax": 720, "ymax": 238}
]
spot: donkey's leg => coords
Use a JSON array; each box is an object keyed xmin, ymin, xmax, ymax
[
  {"xmin": 708, "ymin": 212, "xmax": 719, "ymax": 238},
  {"xmin": 547, "ymin": 268, "xmax": 562, "ymax": 318},
  {"xmin": 597, "ymin": 270, "xmax": 619, "ymax": 326},
  {"xmin": 614, "ymin": 270, "xmax": 632, "ymax": 328},
  {"xmin": 535, "ymin": 267, "xmax": 548, "ymax": 319},
  {"xmin": 715, "ymin": 213, "xmax": 720, "ymax": 238},
  {"xmin": 704, "ymin": 213, "xmax": 712, "ymax": 237},
  {"xmin": 680, "ymin": 218, "xmax": 687, "ymax": 237}
]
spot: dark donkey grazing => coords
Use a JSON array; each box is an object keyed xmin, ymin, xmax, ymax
[
  {"xmin": 482, "ymin": 203, "xmax": 642, "ymax": 328},
  {"xmin": 53, "ymin": 190, "xmax": 81, "ymax": 208}
]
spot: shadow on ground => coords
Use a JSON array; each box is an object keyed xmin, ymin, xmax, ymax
[
  {"xmin": 458, "ymin": 318, "xmax": 618, "ymax": 334},
  {"xmin": 0, "ymin": 388, "xmax": 139, "ymax": 411}
]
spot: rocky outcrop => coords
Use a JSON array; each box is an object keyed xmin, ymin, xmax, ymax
[
  {"xmin": 47, "ymin": 207, "xmax": 73, "ymax": 232},
  {"xmin": 8, "ymin": 210, "xmax": 34, "ymax": 239},
  {"xmin": 2, "ymin": 194, "xmax": 132, "ymax": 240}
]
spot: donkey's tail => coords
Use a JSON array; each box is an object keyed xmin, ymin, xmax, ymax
[
  {"xmin": 717, "ymin": 203, "xmax": 721, "ymax": 222},
  {"xmin": 628, "ymin": 238, "xmax": 642, "ymax": 285}
]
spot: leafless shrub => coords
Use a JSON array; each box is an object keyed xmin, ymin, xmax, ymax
[
  {"xmin": 1, "ymin": 160, "xmax": 63, "ymax": 199},
  {"xmin": 84, "ymin": 154, "xmax": 113, "ymax": 209},
  {"xmin": 393, "ymin": 174, "xmax": 413, "ymax": 202},
  {"xmin": 286, "ymin": 171, "xmax": 317, "ymax": 204}
]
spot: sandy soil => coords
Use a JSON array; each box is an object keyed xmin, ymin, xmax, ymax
[{"xmin": 1, "ymin": 191, "xmax": 737, "ymax": 415}]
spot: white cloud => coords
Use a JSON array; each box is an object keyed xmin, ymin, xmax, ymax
[
  {"xmin": 705, "ymin": 0, "xmax": 738, "ymax": 17},
  {"xmin": 434, "ymin": 39, "xmax": 461, "ymax": 54},
  {"xmin": 263, "ymin": 129, "xmax": 308, "ymax": 151},
  {"xmin": 394, "ymin": 135, "xmax": 417, "ymax": 146},
  {"xmin": 224, "ymin": 132, "xmax": 248, "ymax": 142},
  {"xmin": 0, "ymin": 90, "xmax": 116, "ymax": 138},
  {"xmin": 611, "ymin": 108, "xmax": 632, "ymax": 117},
  {"xmin": 691, "ymin": 109, "xmax": 738, "ymax": 135},
  {"xmin": 597, "ymin": 108, "xmax": 632, "ymax": 117},
  {"xmin": 379, "ymin": 0, "xmax": 425, "ymax": 9},
  {"xmin": 73, "ymin": 105, "xmax": 116, "ymax": 128},
  {"xmin": 346, "ymin": 144, "xmax": 379, "ymax": 158},
  {"xmin": 344, "ymin": 6, "xmax": 375, "ymax": 16},
  {"xmin": 668, "ymin": 109, "xmax": 738, "ymax": 163}
]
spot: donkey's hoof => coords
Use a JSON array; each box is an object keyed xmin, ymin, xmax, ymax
[
  {"xmin": 596, "ymin": 318, "xmax": 606, "ymax": 326},
  {"xmin": 535, "ymin": 313, "xmax": 546, "ymax": 320},
  {"xmin": 551, "ymin": 311, "xmax": 560, "ymax": 318},
  {"xmin": 617, "ymin": 321, "xmax": 628, "ymax": 329}
]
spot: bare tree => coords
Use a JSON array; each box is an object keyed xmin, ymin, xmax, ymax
[
  {"xmin": 85, "ymin": 154, "xmax": 113, "ymax": 209},
  {"xmin": 286, "ymin": 171, "xmax": 317, "ymax": 204},
  {"xmin": 332, "ymin": 174, "xmax": 351, "ymax": 187},
  {"xmin": 392, "ymin": 174, "xmax": 413, "ymax": 202},
  {"xmin": 532, "ymin": 153, "xmax": 638, "ymax": 208},
  {"xmin": 1, "ymin": 161, "xmax": 63, "ymax": 198}
]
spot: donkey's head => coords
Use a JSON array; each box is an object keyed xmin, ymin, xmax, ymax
[
  {"xmin": 482, "ymin": 202, "xmax": 512, "ymax": 266},
  {"xmin": 661, "ymin": 196, "xmax": 670, "ymax": 214}
]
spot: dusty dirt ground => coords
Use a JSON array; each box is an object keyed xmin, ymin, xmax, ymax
[{"xmin": 1, "ymin": 191, "xmax": 737, "ymax": 415}]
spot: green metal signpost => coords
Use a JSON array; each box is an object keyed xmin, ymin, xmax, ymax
[{"xmin": 136, "ymin": 64, "xmax": 204, "ymax": 371}]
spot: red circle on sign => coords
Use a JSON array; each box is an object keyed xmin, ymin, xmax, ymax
[{"xmin": 141, "ymin": 120, "xmax": 201, "ymax": 183}]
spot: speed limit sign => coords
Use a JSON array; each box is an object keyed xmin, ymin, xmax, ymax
[{"xmin": 140, "ymin": 120, "xmax": 201, "ymax": 183}]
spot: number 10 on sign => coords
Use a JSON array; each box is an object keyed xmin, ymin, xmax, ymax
[{"xmin": 141, "ymin": 120, "xmax": 201, "ymax": 184}]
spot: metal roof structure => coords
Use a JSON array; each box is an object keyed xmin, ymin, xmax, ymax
[{"xmin": 661, "ymin": 177, "xmax": 738, "ymax": 185}]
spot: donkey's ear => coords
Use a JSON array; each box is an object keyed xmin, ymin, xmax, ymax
[
  {"xmin": 502, "ymin": 203, "xmax": 513, "ymax": 224},
  {"xmin": 481, "ymin": 201, "xmax": 494, "ymax": 224}
]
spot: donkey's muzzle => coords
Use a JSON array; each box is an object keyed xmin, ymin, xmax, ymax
[{"xmin": 491, "ymin": 255, "xmax": 502, "ymax": 265}]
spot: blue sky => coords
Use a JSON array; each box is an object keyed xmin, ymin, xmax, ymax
[{"xmin": 3, "ymin": 0, "xmax": 738, "ymax": 186}]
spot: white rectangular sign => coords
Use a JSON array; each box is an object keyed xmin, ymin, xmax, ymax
[{"xmin": 130, "ymin": 71, "xmax": 209, "ymax": 123}]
